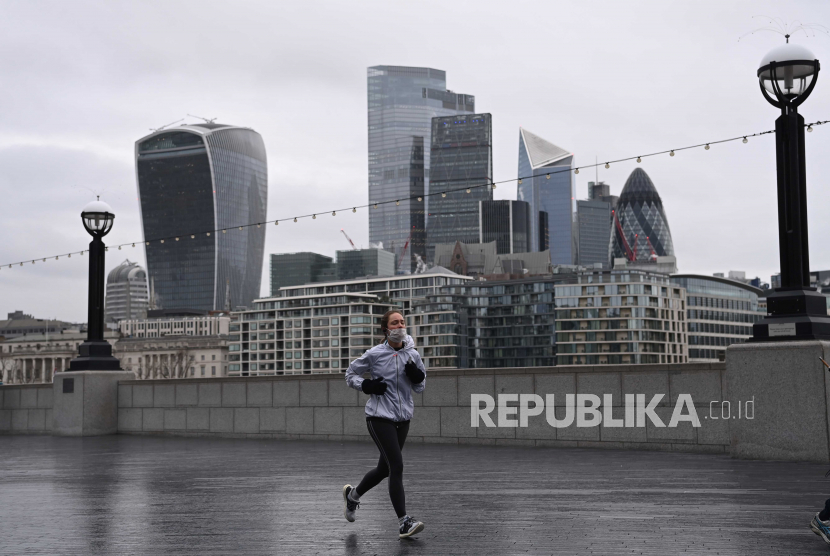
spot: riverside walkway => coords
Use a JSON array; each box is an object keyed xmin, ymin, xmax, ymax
[{"xmin": 0, "ymin": 435, "xmax": 828, "ymax": 555}]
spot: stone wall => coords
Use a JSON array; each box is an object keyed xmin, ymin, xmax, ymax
[
  {"xmin": 0, "ymin": 384, "xmax": 53, "ymax": 434},
  {"xmin": 113, "ymin": 363, "xmax": 729, "ymax": 453}
]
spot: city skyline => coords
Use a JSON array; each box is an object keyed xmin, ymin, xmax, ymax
[{"xmin": 1, "ymin": 1, "xmax": 829, "ymax": 321}]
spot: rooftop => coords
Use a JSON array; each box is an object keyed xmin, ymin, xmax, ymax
[{"xmin": 0, "ymin": 435, "xmax": 824, "ymax": 555}]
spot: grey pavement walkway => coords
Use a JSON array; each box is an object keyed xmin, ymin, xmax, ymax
[{"xmin": 1, "ymin": 436, "xmax": 829, "ymax": 555}]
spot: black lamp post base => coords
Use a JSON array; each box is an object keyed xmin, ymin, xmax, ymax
[
  {"xmin": 68, "ymin": 340, "xmax": 122, "ymax": 371},
  {"xmin": 750, "ymin": 288, "xmax": 830, "ymax": 342}
]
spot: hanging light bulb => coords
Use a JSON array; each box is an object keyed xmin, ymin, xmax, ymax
[
  {"xmin": 294, "ymin": 217, "xmax": 298, "ymax": 222},
  {"xmin": 55, "ymin": 257, "xmax": 58, "ymax": 261},
  {"xmin": 605, "ymin": 163, "xmax": 609, "ymax": 169},
  {"xmin": 175, "ymin": 237, "xmax": 179, "ymax": 241},
  {"xmin": 68, "ymin": 254, "xmax": 71, "ymax": 258},
  {"xmin": 312, "ymin": 214, "xmax": 316, "ymax": 219},
  {"xmin": 105, "ymin": 247, "xmax": 108, "ymax": 251},
  {"xmin": 704, "ymin": 144, "xmax": 710, "ymax": 150},
  {"xmin": 191, "ymin": 235, "xmax": 195, "ymax": 239},
  {"xmin": 146, "ymin": 242, "xmax": 150, "ymax": 245},
  {"xmin": 160, "ymin": 240, "xmax": 164, "ymax": 244},
  {"xmin": 207, "ymin": 232, "xmax": 211, "ymax": 236},
  {"xmin": 575, "ymin": 168, "xmax": 579, "ymax": 174},
  {"xmin": 417, "ymin": 197, "xmax": 422, "ymax": 202},
  {"xmin": 518, "ymin": 179, "xmax": 522, "ymax": 184},
  {"xmin": 42, "ymin": 258, "xmax": 46, "ymax": 262},
  {"xmin": 466, "ymin": 188, "xmax": 470, "ymax": 194},
  {"xmin": 80, "ymin": 251, "xmax": 84, "ymax": 256},
  {"xmin": 395, "ymin": 200, "xmax": 400, "ymax": 206},
  {"xmin": 31, "ymin": 260, "xmax": 35, "ymax": 264},
  {"xmin": 742, "ymin": 137, "xmax": 748, "ymax": 144},
  {"xmin": 492, "ymin": 183, "xmax": 497, "ymax": 189},
  {"xmin": 669, "ymin": 150, "xmax": 675, "ymax": 157},
  {"xmin": 442, "ymin": 192, "xmax": 447, "ymax": 198},
  {"xmin": 238, "ymin": 226, "xmax": 243, "ymax": 230},
  {"xmin": 373, "ymin": 203, "xmax": 378, "ymax": 209},
  {"xmin": 636, "ymin": 157, "xmax": 641, "ymax": 163},
  {"xmin": 20, "ymin": 262, "xmax": 23, "ymax": 265},
  {"xmin": 132, "ymin": 243, "xmax": 135, "ymax": 247},
  {"xmin": 546, "ymin": 174, "xmax": 550, "ymax": 180},
  {"xmin": 257, "ymin": 223, "xmax": 261, "ymax": 228},
  {"xmin": 118, "ymin": 245, "xmax": 122, "ymax": 250},
  {"xmin": 352, "ymin": 207, "xmax": 356, "ymax": 213},
  {"xmin": 808, "ymin": 125, "xmax": 814, "ymax": 132},
  {"xmin": 274, "ymin": 220, "xmax": 278, "ymax": 225},
  {"xmin": 332, "ymin": 211, "xmax": 336, "ymax": 216}
]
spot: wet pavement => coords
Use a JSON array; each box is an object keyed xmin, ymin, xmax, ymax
[{"xmin": 1, "ymin": 435, "xmax": 829, "ymax": 555}]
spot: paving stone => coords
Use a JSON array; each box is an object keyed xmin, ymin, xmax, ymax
[{"xmin": 0, "ymin": 435, "xmax": 826, "ymax": 555}]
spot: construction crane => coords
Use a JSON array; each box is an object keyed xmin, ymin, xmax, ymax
[
  {"xmin": 340, "ymin": 229, "xmax": 357, "ymax": 250},
  {"xmin": 612, "ymin": 210, "xmax": 636, "ymax": 262},
  {"xmin": 397, "ymin": 227, "xmax": 414, "ymax": 273}
]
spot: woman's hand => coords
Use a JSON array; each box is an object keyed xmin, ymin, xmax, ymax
[
  {"xmin": 361, "ymin": 378, "xmax": 388, "ymax": 395},
  {"xmin": 404, "ymin": 359, "xmax": 425, "ymax": 384}
]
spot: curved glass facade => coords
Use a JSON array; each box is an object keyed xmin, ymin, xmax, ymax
[
  {"xmin": 136, "ymin": 125, "xmax": 267, "ymax": 312},
  {"xmin": 612, "ymin": 168, "xmax": 674, "ymax": 264},
  {"xmin": 670, "ymin": 275, "xmax": 765, "ymax": 362}
]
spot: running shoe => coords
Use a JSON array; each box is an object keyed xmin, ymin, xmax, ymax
[
  {"xmin": 399, "ymin": 516, "xmax": 424, "ymax": 538},
  {"xmin": 811, "ymin": 512, "xmax": 830, "ymax": 544},
  {"xmin": 342, "ymin": 484, "xmax": 359, "ymax": 522}
]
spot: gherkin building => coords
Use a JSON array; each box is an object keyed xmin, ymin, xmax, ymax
[{"xmin": 611, "ymin": 168, "xmax": 674, "ymax": 264}]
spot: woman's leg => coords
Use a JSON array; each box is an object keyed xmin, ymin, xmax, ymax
[{"xmin": 356, "ymin": 418, "xmax": 409, "ymax": 518}]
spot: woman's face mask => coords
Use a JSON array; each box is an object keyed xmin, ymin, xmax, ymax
[{"xmin": 387, "ymin": 327, "xmax": 407, "ymax": 343}]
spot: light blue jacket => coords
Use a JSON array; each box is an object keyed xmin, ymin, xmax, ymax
[{"xmin": 345, "ymin": 334, "xmax": 427, "ymax": 422}]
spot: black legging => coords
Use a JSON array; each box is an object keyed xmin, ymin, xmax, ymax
[{"xmin": 355, "ymin": 417, "xmax": 410, "ymax": 518}]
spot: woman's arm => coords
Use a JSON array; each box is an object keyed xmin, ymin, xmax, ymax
[
  {"xmin": 345, "ymin": 350, "xmax": 372, "ymax": 391},
  {"xmin": 411, "ymin": 352, "xmax": 426, "ymax": 394}
]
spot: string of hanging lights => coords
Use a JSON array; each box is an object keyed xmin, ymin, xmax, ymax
[{"xmin": 2, "ymin": 119, "xmax": 828, "ymax": 271}]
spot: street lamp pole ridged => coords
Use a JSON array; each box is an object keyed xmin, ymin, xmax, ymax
[
  {"xmin": 69, "ymin": 199, "xmax": 122, "ymax": 370},
  {"xmin": 751, "ymin": 42, "xmax": 830, "ymax": 341}
]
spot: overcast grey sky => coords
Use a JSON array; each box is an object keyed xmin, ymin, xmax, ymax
[{"xmin": 1, "ymin": 0, "xmax": 829, "ymax": 323}]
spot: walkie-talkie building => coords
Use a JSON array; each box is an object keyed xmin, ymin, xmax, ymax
[{"xmin": 135, "ymin": 123, "xmax": 267, "ymax": 312}]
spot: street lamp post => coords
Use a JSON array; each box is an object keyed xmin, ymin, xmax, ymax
[
  {"xmin": 68, "ymin": 199, "xmax": 122, "ymax": 370},
  {"xmin": 751, "ymin": 41, "xmax": 830, "ymax": 341}
]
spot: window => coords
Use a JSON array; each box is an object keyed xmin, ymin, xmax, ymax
[
  {"xmin": 190, "ymin": 367, "xmax": 195, "ymax": 375},
  {"xmin": 211, "ymin": 366, "xmax": 216, "ymax": 376},
  {"xmin": 200, "ymin": 365, "xmax": 205, "ymax": 376},
  {"xmin": 201, "ymin": 355, "xmax": 205, "ymax": 361},
  {"xmin": 212, "ymin": 354, "xmax": 216, "ymax": 360}
]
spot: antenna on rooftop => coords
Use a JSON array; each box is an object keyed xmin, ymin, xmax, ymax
[
  {"xmin": 187, "ymin": 114, "xmax": 219, "ymax": 124},
  {"xmin": 738, "ymin": 16, "xmax": 829, "ymax": 43},
  {"xmin": 149, "ymin": 119, "xmax": 184, "ymax": 133}
]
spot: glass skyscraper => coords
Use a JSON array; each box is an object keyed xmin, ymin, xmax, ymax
[
  {"xmin": 480, "ymin": 200, "xmax": 531, "ymax": 254},
  {"xmin": 576, "ymin": 199, "xmax": 612, "ymax": 268},
  {"xmin": 426, "ymin": 113, "xmax": 493, "ymax": 262},
  {"xmin": 611, "ymin": 167, "xmax": 674, "ymax": 264},
  {"xmin": 367, "ymin": 66, "xmax": 475, "ymax": 272},
  {"xmin": 135, "ymin": 123, "xmax": 267, "ymax": 312},
  {"xmin": 517, "ymin": 128, "xmax": 574, "ymax": 263}
]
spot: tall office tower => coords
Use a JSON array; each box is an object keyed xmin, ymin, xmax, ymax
[
  {"xmin": 136, "ymin": 123, "xmax": 267, "ymax": 312},
  {"xmin": 517, "ymin": 128, "xmax": 574, "ymax": 262},
  {"xmin": 576, "ymin": 200, "xmax": 612, "ymax": 268},
  {"xmin": 611, "ymin": 168, "xmax": 675, "ymax": 266},
  {"xmin": 588, "ymin": 180, "xmax": 619, "ymax": 208},
  {"xmin": 479, "ymin": 200, "xmax": 531, "ymax": 254},
  {"xmin": 367, "ymin": 66, "xmax": 475, "ymax": 272},
  {"xmin": 538, "ymin": 211, "xmax": 549, "ymax": 252},
  {"xmin": 426, "ymin": 114, "xmax": 493, "ymax": 261},
  {"xmin": 105, "ymin": 260, "xmax": 150, "ymax": 322}
]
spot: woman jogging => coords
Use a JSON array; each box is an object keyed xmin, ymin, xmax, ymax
[{"xmin": 342, "ymin": 309, "xmax": 427, "ymax": 539}]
